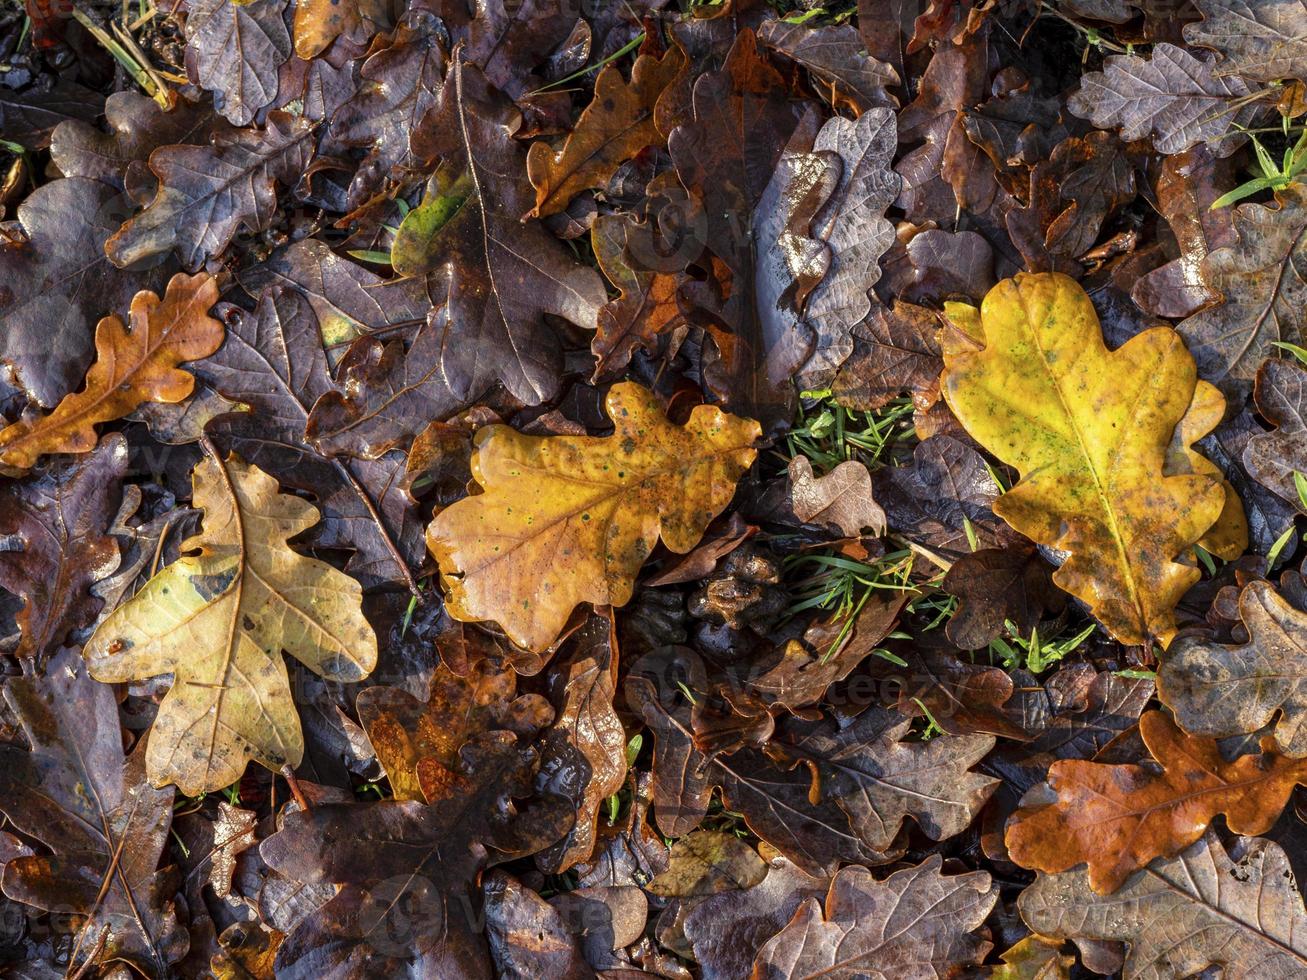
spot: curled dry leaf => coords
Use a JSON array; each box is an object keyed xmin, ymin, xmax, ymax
[
  {"xmin": 1160, "ymin": 579, "xmax": 1307, "ymax": 757},
  {"xmin": 787, "ymin": 456, "xmax": 886, "ymax": 537},
  {"xmin": 749, "ymin": 857, "xmax": 998, "ymax": 980},
  {"xmin": 942, "ymin": 271, "xmax": 1242, "ymax": 645},
  {"xmin": 85, "ymin": 452, "xmax": 377, "ymax": 795},
  {"xmin": 1018, "ymin": 833, "xmax": 1307, "ymax": 979},
  {"xmin": 428, "ymin": 382, "xmax": 759, "ymax": 653},
  {"xmin": 1006, "ymin": 710, "xmax": 1307, "ymax": 893},
  {"xmin": 0, "ymin": 272, "xmax": 222, "ymax": 469}
]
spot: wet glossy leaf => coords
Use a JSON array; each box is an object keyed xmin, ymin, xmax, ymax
[
  {"xmin": 0, "ymin": 434, "xmax": 126, "ymax": 666},
  {"xmin": 0, "ymin": 649, "xmax": 187, "ymax": 977},
  {"xmin": 408, "ymin": 56, "xmax": 607, "ymax": 404}
]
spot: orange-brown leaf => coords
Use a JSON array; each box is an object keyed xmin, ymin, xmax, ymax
[
  {"xmin": 0, "ymin": 272, "xmax": 223, "ymax": 468},
  {"xmin": 1005, "ymin": 710, "xmax": 1307, "ymax": 893},
  {"xmin": 525, "ymin": 42, "xmax": 686, "ymax": 219}
]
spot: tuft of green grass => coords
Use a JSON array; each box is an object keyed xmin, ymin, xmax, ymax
[
  {"xmin": 785, "ymin": 391, "xmax": 914, "ymax": 474},
  {"xmin": 987, "ymin": 620, "xmax": 1097, "ymax": 674}
]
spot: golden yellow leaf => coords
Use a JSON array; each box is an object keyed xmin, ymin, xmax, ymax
[
  {"xmin": 0, "ymin": 272, "xmax": 223, "ymax": 469},
  {"xmin": 941, "ymin": 272, "xmax": 1243, "ymax": 645},
  {"xmin": 84, "ymin": 452, "xmax": 377, "ymax": 796},
  {"xmin": 427, "ymin": 382, "xmax": 760, "ymax": 652}
]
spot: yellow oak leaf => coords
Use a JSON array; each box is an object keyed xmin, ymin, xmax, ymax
[
  {"xmin": 0, "ymin": 272, "xmax": 223, "ymax": 469},
  {"xmin": 427, "ymin": 382, "xmax": 760, "ymax": 652},
  {"xmin": 84, "ymin": 452, "xmax": 377, "ymax": 796},
  {"xmin": 941, "ymin": 272, "xmax": 1244, "ymax": 645}
]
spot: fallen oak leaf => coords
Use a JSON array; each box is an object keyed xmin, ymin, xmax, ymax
[
  {"xmin": 1066, "ymin": 43, "xmax": 1264, "ymax": 156},
  {"xmin": 427, "ymin": 382, "xmax": 759, "ymax": 653},
  {"xmin": 0, "ymin": 177, "xmax": 174, "ymax": 409},
  {"xmin": 1160, "ymin": 579, "xmax": 1307, "ymax": 757},
  {"xmin": 84, "ymin": 451, "xmax": 378, "ymax": 796},
  {"xmin": 748, "ymin": 857, "xmax": 998, "ymax": 980},
  {"xmin": 407, "ymin": 55, "xmax": 607, "ymax": 405},
  {"xmin": 1184, "ymin": 0, "xmax": 1307, "ymax": 84},
  {"xmin": 1242, "ymin": 357, "xmax": 1307, "ymax": 514},
  {"xmin": 1005, "ymin": 710, "xmax": 1307, "ymax": 894},
  {"xmin": 292, "ymin": 0, "xmax": 390, "ymax": 59},
  {"xmin": 106, "ymin": 111, "xmax": 316, "ymax": 272},
  {"xmin": 1177, "ymin": 186, "xmax": 1307, "ymax": 395},
  {"xmin": 0, "ymin": 272, "xmax": 223, "ymax": 469},
  {"xmin": 259, "ymin": 731, "xmax": 571, "ymax": 979},
  {"xmin": 941, "ymin": 271, "xmax": 1242, "ymax": 645},
  {"xmin": 0, "ymin": 434, "xmax": 127, "ymax": 667},
  {"xmin": 787, "ymin": 456, "xmax": 885, "ymax": 537},
  {"xmin": 1018, "ymin": 832, "xmax": 1307, "ymax": 979},
  {"xmin": 525, "ymin": 39, "xmax": 686, "ymax": 219},
  {"xmin": 0, "ymin": 648, "xmax": 188, "ymax": 977},
  {"xmin": 184, "ymin": 0, "xmax": 290, "ymax": 127}
]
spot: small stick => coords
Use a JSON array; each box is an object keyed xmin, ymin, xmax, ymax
[{"xmin": 281, "ymin": 765, "xmax": 312, "ymax": 813}]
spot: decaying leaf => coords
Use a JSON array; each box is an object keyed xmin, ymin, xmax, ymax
[
  {"xmin": 0, "ymin": 434, "xmax": 126, "ymax": 666},
  {"xmin": 84, "ymin": 452, "xmax": 377, "ymax": 795},
  {"xmin": 1019, "ymin": 833, "xmax": 1307, "ymax": 979},
  {"xmin": 0, "ymin": 649, "xmax": 188, "ymax": 977},
  {"xmin": 184, "ymin": 0, "xmax": 291, "ymax": 127},
  {"xmin": 1006, "ymin": 710, "xmax": 1307, "ymax": 893},
  {"xmin": 941, "ymin": 271, "xmax": 1242, "ymax": 645},
  {"xmin": 407, "ymin": 56, "xmax": 607, "ymax": 404},
  {"xmin": 1243, "ymin": 357, "xmax": 1307, "ymax": 511},
  {"xmin": 1185, "ymin": 0, "xmax": 1307, "ymax": 83},
  {"xmin": 1067, "ymin": 43, "xmax": 1263, "ymax": 156},
  {"xmin": 0, "ymin": 272, "xmax": 222, "ymax": 468},
  {"xmin": 1161, "ymin": 579, "xmax": 1307, "ymax": 756},
  {"xmin": 428, "ymin": 382, "xmax": 759, "ymax": 653},
  {"xmin": 1178, "ymin": 187, "xmax": 1307, "ymax": 394},
  {"xmin": 0, "ymin": 177, "xmax": 172, "ymax": 408},
  {"xmin": 260, "ymin": 732, "xmax": 570, "ymax": 978},
  {"xmin": 749, "ymin": 857, "xmax": 998, "ymax": 980},
  {"xmin": 106, "ymin": 112, "xmax": 316, "ymax": 271}
]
